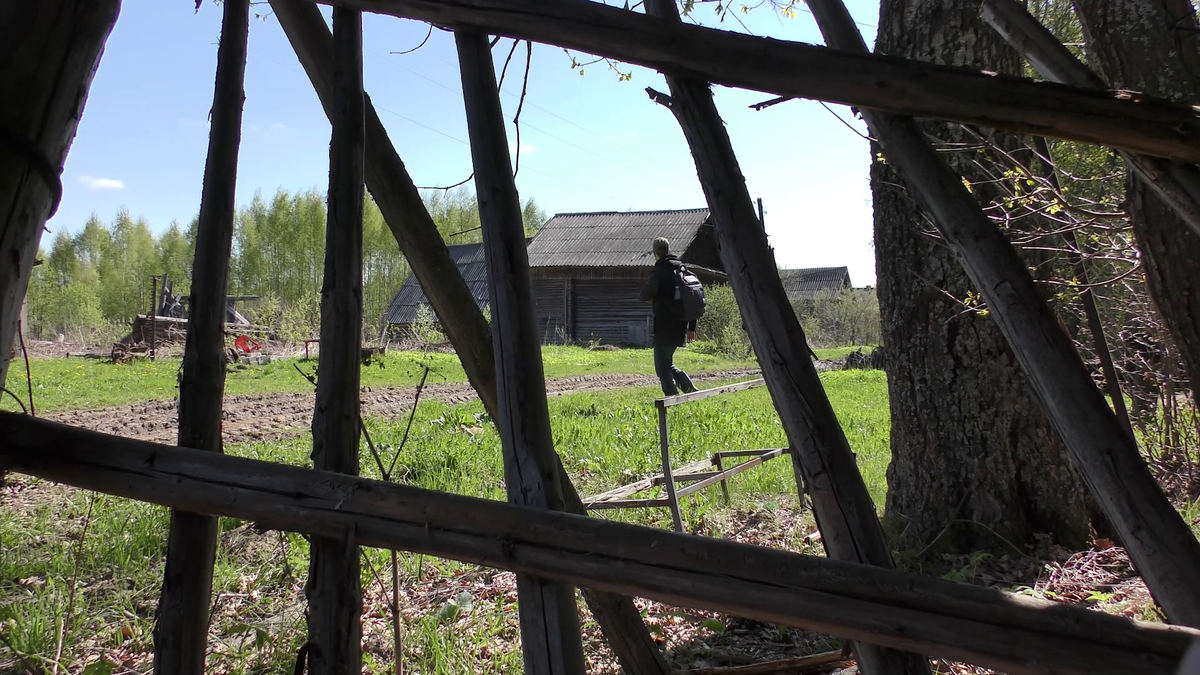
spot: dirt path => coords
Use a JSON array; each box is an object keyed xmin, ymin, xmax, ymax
[{"xmin": 48, "ymin": 367, "xmax": 786, "ymax": 446}]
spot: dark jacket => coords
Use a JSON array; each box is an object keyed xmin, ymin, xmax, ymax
[{"xmin": 639, "ymin": 255, "xmax": 698, "ymax": 347}]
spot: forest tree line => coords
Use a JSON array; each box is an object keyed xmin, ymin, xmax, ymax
[{"xmin": 24, "ymin": 187, "xmax": 545, "ymax": 343}]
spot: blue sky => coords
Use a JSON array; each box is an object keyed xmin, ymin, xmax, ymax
[{"xmin": 52, "ymin": 0, "xmax": 881, "ymax": 284}]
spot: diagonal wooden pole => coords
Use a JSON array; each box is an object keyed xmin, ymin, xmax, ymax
[
  {"xmin": 805, "ymin": 0, "xmax": 1200, "ymax": 627},
  {"xmin": 639, "ymin": 3, "xmax": 929, "ymax": 673},
  {"xmin": 306, "ymin": 7, "xmax": 365, "ymax": 675},
  {"xmin": 152, "ymin": 1, "xmax": 249, "ymax": 673},
  {"xmin": 268, "ymin": 4, "xmax": 671, "ymax": 671},
  {"xmin": 455, "ymin": 30, "xmax": 586, "ymax": 675}
]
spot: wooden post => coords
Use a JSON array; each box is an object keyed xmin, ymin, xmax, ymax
[
  {"xmin": 455, "ymin": 29, "xmax": 586, "ymax": 675},
  {"xmin": 270, "ymin": 5, "xmax": 671, "ymax": 672},
  {"xmin": 0, "ymin": 0, "xmax": 119, "ymax": 387},
  {"xmin": 326, "ymin": 0, "xmax": 1200, "ymax": 163},
  {"xmin": 149, "ymin": 274, "xmax": 159, "ymax": 360},
  {"xmin": 979, "ymin": 0, "xmax": 1200, "ymax": 240},
  {"xmin": 151, "ymin": 2, "xmax": 248, "ymax": 673},
  {"xmin": 658, "ymin": 407, "xmax": 684, "ymax": 532},
  {"xmin": 806, "ymin": 0, "xmax": 1200, "ymax": 627},
  {"xmin": 642, "ymin": 2, "xmax": 929, "ymax": 673},
  {"xmin": 307, "ymin": 8, "xmax": 365, "ymax": 675},
  {"xmin": 713, "ymin": 453, "xmax": 732, "ymax": 506}
]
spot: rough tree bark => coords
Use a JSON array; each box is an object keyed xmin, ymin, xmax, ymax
[
  {"xmin": 1072, "ymin": 0, "xmax": 1200, "ymax": 406},
  {"xmin": 870, "ymin": 0, "xmax": 1092, "ymax": 553},
  {"xmin": 0, "ymin": 0, "xmax": 119, "ymax": 387},
  {"xmin": 306, "ymin": 8, "xmax": 364, "ymax": 675},
  {"xmin": 152, "ymin": 1, "xmax": 249, "ymax": 673},
  {"xmin": 810, "ymin": 0, "xmax": 1200, "ymax": 627}
]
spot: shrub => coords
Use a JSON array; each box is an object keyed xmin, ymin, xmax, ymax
[
  {"xmin": 791, "ymin": 288, "xmax": 880, "ymax": 348},
  {"xmin": 695, "ymin": 284, "xmax": 751, "ymax": 357}
]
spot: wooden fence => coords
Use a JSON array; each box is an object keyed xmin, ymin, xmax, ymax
[{"xmin": 5, "ymin": 1, "xmax": 1200, "ymax": 674}]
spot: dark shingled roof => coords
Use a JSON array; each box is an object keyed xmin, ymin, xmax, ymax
[
  {"xmin": 778, "ymin": 267, "xmax": 852, "ymax": 300},
  {"xmin": 526, "ymin": 208, "xmax": 711, "ymax": 268},
  {"xmin": 382, "ymin": 242, "xmax": 488, "ymax": 326}
]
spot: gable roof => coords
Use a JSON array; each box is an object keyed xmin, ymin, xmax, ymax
[
  {"xmin": 526, "ymin": 208, "xmax": 711, "ymax": 268},
  {"xmin": 778, "ymin": 267, "xmax": 852, "ymax": 299},
  {"xmin": 382, "ymin": 242, "xmax": 488, "ymax": 326}
]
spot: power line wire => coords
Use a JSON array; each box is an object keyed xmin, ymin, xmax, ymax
[{"xmin": 374, "ymin": 106, "xmax": 617, "ymax": 201}]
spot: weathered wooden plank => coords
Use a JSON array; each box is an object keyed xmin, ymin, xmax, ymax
[
  {"xmin": 2, "ymin": 413, "xmax": 1197, "ymax": 675},
  {"xmin": 675, "ymin": 449, "xmax": 786, "ymax": 497},
  {"xmin": 658, "ymin": 406, "xmax": 684, "ymax": 532},
  {"xmin": 268, "ymin": 0, "xmax": 498, "ymax": 418},
  {"xmin": 0, "ymin": 0, "xmax": 118, "ymax": 386},
  {"xmin": 979, "ymin": 0, "xmax": 1200, "ymax": 239},
  {"xmin": 806, "ymin": 0, "xmax": 1200, "ymax": 628},
  {"xmin": 586, "ymin": 498, "xmax": 674, "ymax": 510},
  {"xmin": 583, "ymin": 458, "xmax": 713, "ymax": 504},
  {"xmin": 322, "ymin": 0, "xmax": 1200, "ymax": 163},
  {"xmin": 455, "ymin": 29, "xmax": 586, "ymax": 675},
  {"xmin": 642, "ymin": 0, "xmax": 929, "ymax": 671},
  {"xmin": 657, "ymin": 378, "xmax": 765, "ymax": 408},
  {"xmin": 306, "ymin": 9, "xmax": 365, "ymax": 675},
  {"xmin": 152, "ymin": 1, "xmax": 249, "ymax": 673}
]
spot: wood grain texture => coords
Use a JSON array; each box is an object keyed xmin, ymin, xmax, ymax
[
  {"xmin": 0, "ymin": 0, "xmax": 119, "ymax": 386},
  {"xmin": 807, "ymin": 0, "xmax": 1200, "ymax": 628},
  {"xmin": 306, "ymin": 8, "xmax": 365, "ymax": 675},
  {"xmin": 2, "ymin": 412, "xmax": 1197, "ymax": 675},
  {"xmin": 455, "ymin": 30, "xmax": 585, "ymax": 675},
  {"xmin": 325, "ymin": 0, "xmax": 1200, "ymax": 162},
  {"xmin": 641, "ymin": 1, "xmax": 929, "ymax": 671},
  {"xmin": 268, "ymin": 0, "xmax": 498, "ymax": 419},
  {"xmin": 980, "ymin": 0, "xmax": 1200, "ymax": 240},
  {"xmin": 153, "ymin": 1, "xmax": 249, "ymax": 673},
  {"xmin": 268, "ymin": 5, "xmax": 670, "ymax": 670}
]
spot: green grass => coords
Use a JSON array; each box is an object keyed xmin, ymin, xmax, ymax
[
  {"xmin": 812, "ymin": 345, "xmax": 875, "ymax": 362},
  {"xmin": 0, "ymin": 370, "xmax": 889, "ymax": 674},
  {"xmin": 0, "ymin": 345, "xmax": 755, "ymax": 413}
]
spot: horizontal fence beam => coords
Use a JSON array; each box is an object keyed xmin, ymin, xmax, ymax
[
  {"xmin": 657, "ymin": 379, "xmax": 766, "ymax": 408},
  {"xmin": 1, "ymin": 412, "xmax": 1196, "ymax": 675},
  {"xmin": 324, "ymin": 0, "xmax": 1200, "ymax": 163}
]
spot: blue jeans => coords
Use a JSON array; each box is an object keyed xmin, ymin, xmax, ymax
[{"xmin": 653, "ymin": 342, "xmax": 695, "ymax": 396}]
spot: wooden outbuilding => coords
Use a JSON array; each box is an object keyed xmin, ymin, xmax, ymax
[
  {"xmin": 384, "ymin": 208, "xmax": 727, "ymax": 345},
  {"xmin": 778, "ymin": 266, "xmax": 852, "ymax": 302}
]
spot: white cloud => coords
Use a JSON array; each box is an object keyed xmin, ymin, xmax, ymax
[
  {"xmin": 510, "ymin": 143, "xmax": 536, "ymax": 155},
  {"xmin": 271, "ymin": 123, "xmax": 286, "ymax": 130},
  {"xmin": 79, "ymin": 175, "xmax": 125, "ymax": 191}
]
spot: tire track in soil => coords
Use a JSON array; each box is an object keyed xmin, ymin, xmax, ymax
[{"xmin": 48, "ymin": 367, "xmax": 795, "ymax": 446}]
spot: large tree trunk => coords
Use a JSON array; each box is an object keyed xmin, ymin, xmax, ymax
[
  {"xmin": 1072, "ymin": 0, "xmax": 1200, "ymax": 406},
  {"xmin": 0, "ymin": 0, "xmax": 119, "ymax": 387},
  {"xmin": 874, "ymin": 0, "xmax": 1092, "ymax": 554}
]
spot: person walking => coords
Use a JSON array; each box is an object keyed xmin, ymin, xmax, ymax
[{"xmin": 640, "ymin": 237, "xmax": 699, "ymax": 396}]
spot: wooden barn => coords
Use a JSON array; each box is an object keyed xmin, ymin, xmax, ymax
[
  {"xmin": 526, "ymin": 208, "xmax": 726, "ymax": 345},
  {"xmin": 383, "ymin": 208, "xmax": 727, "ymax": 346},
  {"xmin": 778, "ymin": 266, "xmax": 852, "ymax": 302}
]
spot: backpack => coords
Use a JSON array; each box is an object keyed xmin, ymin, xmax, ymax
[{"xmin": 671, "ymin": 264, "xmax": 706, "ymax": 321}]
